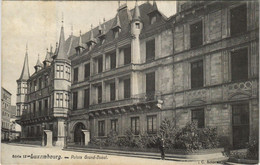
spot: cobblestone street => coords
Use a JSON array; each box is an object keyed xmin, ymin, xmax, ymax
[{"xmin": 1, "ymin": 143, "xmax": 218, "ymax": 165}]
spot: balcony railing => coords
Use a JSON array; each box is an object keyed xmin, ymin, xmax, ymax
[
  {"xmin": 89, "ymin": 91, "xmax": 161, "ymax": 111},
  {"xmin": 20, "ymin": 108, "xmax": 51, "ymax": 121}
]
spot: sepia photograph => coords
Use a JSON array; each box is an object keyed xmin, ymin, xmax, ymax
[{"xmin": 1, "ymin": 0, "xmax": 259, "ymax": 164}]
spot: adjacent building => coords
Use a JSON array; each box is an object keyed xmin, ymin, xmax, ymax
[
  {"xmin": 16, "ymin": 1, "xmax": 259, "ymax": 148},
  {"xmin": 1, "ymin": 87, "xmax": 12, "ymax": 141}
]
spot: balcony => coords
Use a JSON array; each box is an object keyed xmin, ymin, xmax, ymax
[
  {"xmin": 18, "ymin": 108, "xmax": 53, "ymax": 125},
  {"xmin": 27, "ymin": 86, "xmax": 51, "ymax": 102},
  {"xmin": 89, "ymin": 91, "xmax": 162, "ymax": 113}
]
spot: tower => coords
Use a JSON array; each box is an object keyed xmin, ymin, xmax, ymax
[
  {"xmin": 52, "ymin": 20, "xmax": 71, "ymax": 147},
  {"xmin": 16, "ymin": 44, "xmax": 30, "ymax": 138}
]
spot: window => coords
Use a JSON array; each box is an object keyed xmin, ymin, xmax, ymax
[
  {"xmin": 150, "ymin": 16, "xmax": 156, "ymax": 25},
  {"xmin": 44, "ymin": 75, "xmax": 49, "ymax": 87},
  {"xmin": 66, "ymin": 66, "xmax": 70, "ymax": 81},
  {"xmin": 17, "ymin": 105, "xmax": 20, "ymax": 116},
  {"xmin": 39, "ymin": 100, "xmax": 42, "ymax": 116},
  {"xmin": 110, "ymin": 82, "xmax": 116, "ymax": 101},
  {"xmin": 135, "ymin": 23, "xmax": 140, "ymax": 29},
  {"xmin": 146, "ymin": 39, "xmax": 155, "ymax": 61},
  {"xmin": 30, "ymin": 82, "xmax": 32, "ymax": 93},
  {"xmin": 111, "ymin": 119, "xmax": 118, "ymax": 132},
  {"xmin": 131, "ymin": 117, "xmax": 140, "ymax": 135},
  {"xmin": 56, "ymin": 65, "xmax": 64, "ymax": 78},
  {"xmin": 190, "ymin": 21, "xmax": 203, "ymax": 48},
  {"xmin": 84, "ymin": 89, "xmax": 90, "ymax": 108},
  {"xmin": 38, "ymin": 77, "xmax": 42, "ymax": 89},
  {"xmin": 31, "ymin": 126, "xmax": 34, "ymax": 136},
  {"xmin": 191, "ymin": 60, "xmax": 203, "ymax": 88},
  {"xmin": 146, "ymin": 72, "xmax": 155, "ymax": 93},
  {"xmin": 230, "ymin": 4, "xmax": 247, "ymax": 36},
  {"xmin": 124, "ymin": 78, "xmax": 131, "ymax": 99},
  {"xmin": 18, "ymin": 84, "xmax": 21, "ymax": 94},
  {"xmin": 23, "ymin": 84, "xmax": 27, "ymax": 94},
  {"xmin": 65, "ymin": 93, "xmax": 69, "ymax": 108},
  {"xmin": 34, "ymin": 80, "xmax": 37, "ymax": 91},
  {"xmin": 231, "ymin": 48, "xmax": 248, "ymax": 81},
  {"xmin": 147, "ymin": 115, "xmax": 157, "ymax": 134},
  {"xmin": 232, "ymin": 103, "xmax": 249, "ymax": 148},
  {"xmin": 36, "ymin": 126, "xmax": 40, "ymax": 136},
  {"xmin": 84, "ymin": 63, "xmax": 90, "ymax": 80},
  {"xmin": 56, "ymin": 93, "xmax": 63, "ymax": 107},
  {"xmin": 73, "ymin": 92, "xmax": 78, "ymax": 110},
  {"xmin": 97, "ymin": 57, "xmax": 103, "ymax": 73},
  {"xmin": 192, "ymin": 108, "xmax": 205, "ymax": 128},
  {"xmin": 73, "ymin": 67, "xmax": 78, "ymax": 82},
  {"xmin": 49, "ymin": 124, "xmax": 53, "ymax": 131},
  {"xmin": 44, "ymin": 99, "xmax": 48, "ymax": 115},
  {"xmin": 97, "ymin": 85, "xmax": 102, "ymax": 103},
  {"xmin": 110, "ymin": 52, "xmax": 116, "ymax": 69},
  {"xmin": 33, "ymin": 102, "xmax": 36, "ymax": 117},
  {"xmin": 98, "ymin": 120, "xmax": 105, "ymax": 136},
  {"xmin": 124, "ymin": 47, "xmax": 131, "ymax": 65}
]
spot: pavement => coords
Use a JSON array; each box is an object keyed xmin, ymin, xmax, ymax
[{"xmin": 1, "ymin": 143, "xmax": 221, "ymax": 165}]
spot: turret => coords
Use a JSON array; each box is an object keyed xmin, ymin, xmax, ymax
[
  {"xmin": 75, "ymin": 30, "xmax": 85, "ymax": 54},
  {"xmin": 16, "ymin": 44, "xmax": 30, "ymax": 117},
  {"xmin": 43, "ymin": 48, "xmax": 52, "ymax": 67},
  {"xmin": 86, "ymin": 25, "xmax": 96, "ymax": 50},
  {"xmin": 34, "ymin": 54, "xmax": 43, "ymax": 72}
]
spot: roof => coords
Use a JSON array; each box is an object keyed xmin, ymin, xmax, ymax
[
  {"xmin": 69, "ymin": 2, "xmax": 167, "ymax": 59},
  {"xmin": 17, "ymin": 47, "xmax": 30, "ymax": 81}
]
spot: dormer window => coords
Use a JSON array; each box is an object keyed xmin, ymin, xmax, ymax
[
  {"xmin": 113, "ymin": 29, "xmax": 121, "ymax": 39},
  {"xmin": 150, "ymin": 16, "xmax": 156, "ymax": 25},
  {"xmin": 135, "ymin": 23, "xmax": 140, "ymax": 29}
]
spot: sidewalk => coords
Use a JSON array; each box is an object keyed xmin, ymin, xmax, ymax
[{"xmin": 64, "ymin": 146, "xmax": 228, "ymax": 163}]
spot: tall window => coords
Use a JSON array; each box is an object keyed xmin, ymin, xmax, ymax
[
  {"xmin": 36, "ymin": 126, "xmax": 40, "ymax": 136},
  {"xmin": 190, "ymin": 20, "xmax": 203, "ymax": 48},
  {"xmin": 65, "ymin": 93, "xmax": 69, "ymax": 108},
  {"xmin": 147, "ymin": 115, "xmax": 157, "ymax": 134},
  {"xmin": 66, "ymin": 66, "xmax": 70, "ymax": 81},
  {"xmin": 231, "ymin": 48, "xmax": 248, "ymax": 81},
  {"xmin": 110, "ymin": 52, "xmax": 116, "ymax": 69},
  {"xmin": 18, "ymin": 84, "xmax": 21, "ymax": 94},
  {"xmin": 150, "ymin": 16, "xmax": 156, "ymax": 25},
  {"xmin": 31, "ymin": 126, "xmax": 34, "ymax": 137},
  {"xmin": 34, "ymin": 80, "xmax": 37, "ymax": 91},
  {"xmin": 17, "ymin": 105, "xmax": 20, "ymax": 116},
  {"xmin": 84, "ymin": 63, "xmax": 90, "ymax": 80},
  {"xmin": 111, "ymin": 119, "xmax": 118, "ymax": 132},
  {"xmin": 97, "ymin": 85, "xmax": 102, "ymax": 103},
  {"xmin": 191, "ymin": 60, "xmax": 203, "ymax": 89},
  {"xmin": 44, "ymin": 75, "xmax": 49, "ymax": 87},
  {"xmin": 56, "ymin": 93, "xmax": 63, "ymax": 107},
  {"xmin": 146, "ymin": 72, "xmax": 155, "ymax": 93},
  {"xmin": 39, "ymin": 100, "xmax": 42, "ymax": 116},
  {"xmin": 73, "ymin": 67, "xmax": 78, "ymax": 82},
  {"xmin": 98, "ymin": 120, "xmax": 105, "ymax": 136},
  {"xmin": 84, "ymin": 89, "xmax": 90, "ymax": 108},
  {"xmin": 38, "ymin": 77, "xmax": 42, "ymax": 89},
  {"xmin": 146, "ymin": 39, "xmax": 155, "ymax": 61},
  {"xmin": 131, "ymin": 117, "xmax": 140, "ymax": 135},
  {"xmin": 110, "ymin": 82, "xmax": 116, "ymax": 101},
  {"xmin": 44, "ymin": 99, "xmax": 48, "ymax": 115},
  {"xmin": 124, "ymin": 47, "xmax": 131, "ymax": 65},
  {"xmin": 97, "ymin": 57, "xmax": 103, "ymax": 73},
  {"xmin": 230, "ymin": 4, "xmax": 247, "ymax": 36},
  {"xmin": 33, "ymin": 102, "xmax": 36, "ymax": 117},
  {"xmin": 56, "ymin": 65, "xmax": 64, "ymax": 78},
  {"xmin": 191, "ymin": 108, "xmax": 205, "ymax": 128},
  {"xmin": 73, "ymin": 92, "xmax": 78, "ymax": 110},
  {"xmin": 124, "ymin": 78, "xmax": 131, "ymax": 99}
]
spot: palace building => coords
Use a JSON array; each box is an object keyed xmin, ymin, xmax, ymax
[{"xmin": 16, "ymin": 1, "xmax": 259, "ymax": 148}]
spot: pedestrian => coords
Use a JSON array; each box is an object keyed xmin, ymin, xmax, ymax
[{"xmin": 159, "ymin": 137, "xmax": 165, "ymax": 160}]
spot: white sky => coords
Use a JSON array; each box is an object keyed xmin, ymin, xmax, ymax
[{"xmin": 1, "ymin": 1, "xmax": 177, "ymax": 105}]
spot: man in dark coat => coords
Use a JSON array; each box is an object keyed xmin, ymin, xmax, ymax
[{"xmin": 159, "ymin": 137, "xmax": 165, "ymax": 160}]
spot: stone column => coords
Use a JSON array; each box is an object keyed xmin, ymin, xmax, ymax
[
  {"xmin": 115, "ymin": 77, "xmax": 119, "ymax": 100},
  {"xmin": 82, "ymin": 130, "xmax": 90, "ymax": 146},
  {"xmin": 116, "ymin": 47, "xmax": 119, "ymax": 67},
  {"xmin": 131, "ymin": 72, "xmax": 139, "ymax": 97},
  {"xmin": 55, "ymin": 118, "xmax": 65, "ymax": 147},
  {"xmin": 44, "ymin": 130, "xmax": 53, "ymax": 147}
]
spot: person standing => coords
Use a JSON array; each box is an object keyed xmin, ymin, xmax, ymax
[{"xmin": 159, "ymin": 137, "xmax": 165, "ymax": 160}]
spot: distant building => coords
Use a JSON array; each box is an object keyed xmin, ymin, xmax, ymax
[
  {"xmin": 1, "ymin": 87, "xmax": 12, "ymax": 141},
  {"xmin": 9, "ymin": 105, "xmax": 21, "ymax": 140}
]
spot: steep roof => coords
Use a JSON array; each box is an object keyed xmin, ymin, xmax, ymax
[
  {"xmin": 55, "ymin": 25, "xmax": 67, "ymax": 60},
  {"xmin": 68, "ymin": 2, "xmax": 167, "ymax": 58},
  {"xmin": 17, "ymin": 45, "xmax": 30, "ymax": 81}
]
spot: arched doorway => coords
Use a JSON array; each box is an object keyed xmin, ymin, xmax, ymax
[{"xmin": 74, "ymin": 123, "xmax": 85, "ymax": 145}]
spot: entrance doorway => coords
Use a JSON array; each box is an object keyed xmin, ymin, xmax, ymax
[
  {"xmin": 232, "ymin": 103, "xmax": 249, "ymax": 149},
  {"xmin": 74, "ymin": 123, "xmax": 85, "ymax": 145}
]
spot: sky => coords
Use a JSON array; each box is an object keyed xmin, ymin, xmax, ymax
[{"xmin": 1, "ymin": 1, "xmax": 177, "ymax": 105}]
